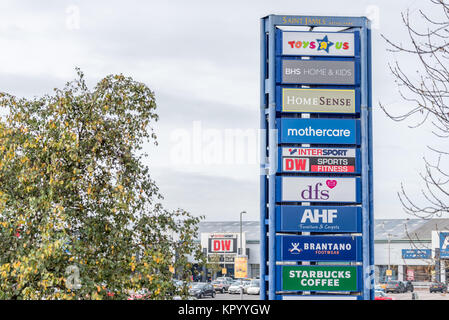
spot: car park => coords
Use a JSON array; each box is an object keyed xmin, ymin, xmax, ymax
[
  {"xmin": 429, "ymin": 282, "xmax": 447, "ymax": 293},
  {"xmin": 188, "ymin": 282, "xmax": 216, "ymax": 299},
  {"xmin": 385, "ymin": 280, "xmax": 406, "ymax": 293}
]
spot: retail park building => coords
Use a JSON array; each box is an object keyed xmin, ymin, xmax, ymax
[{"xmin": 196, "ymin": 219, "xmax": 449, "ymax": 284}]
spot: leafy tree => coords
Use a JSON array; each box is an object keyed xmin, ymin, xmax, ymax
[
  {"xmin": 206, "ymin": 253, "xmax": 222, "ymax": 280},
  {"xmin": 381, "ymin": 0, "xmax": 449, "ymax": 218},
  {"xmin": 0, "ymin": 68, "xmax": 203, "ymax": 299}
]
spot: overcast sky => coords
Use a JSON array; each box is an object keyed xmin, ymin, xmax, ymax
[{"xmin": 0, "ymin": 0, "xmax": 445, "ymax": 222}]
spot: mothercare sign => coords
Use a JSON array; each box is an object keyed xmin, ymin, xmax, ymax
[
  {"xmin": 282, "ymin": 32, "xmax": 355, "ymax": 57},
  {"xmin": 281, "ymin": 265, "xmax": 361, "ymax": 292},
  {"xmin": 279, "ymin": 118, "xmax": 360, "ymax": 145}
]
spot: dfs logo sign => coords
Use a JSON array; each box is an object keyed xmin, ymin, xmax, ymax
[
  {"xmin": 282, "ymin": 32, "xmax": 355, "ymax": 57},
  {"xmin": 280, "ymin": 176, "xmax": 359, "ymax": 203}
]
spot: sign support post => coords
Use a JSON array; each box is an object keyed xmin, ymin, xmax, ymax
[{"xmin": 260, "ymin": 15, "xmax": 374, "ymax": 300}]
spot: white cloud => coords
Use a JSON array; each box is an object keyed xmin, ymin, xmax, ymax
[{"xmin": 0, "ymin": 0, "xmax": 444, "ymax": 220}]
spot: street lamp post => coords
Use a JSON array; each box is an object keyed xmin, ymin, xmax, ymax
[
  {"xmin": 239, "ymin": 210, "xmax": 246, "ymax": 300},
  {"xmin": 240, "ymin": 211, "xmax": 246, "ymax": 256}
]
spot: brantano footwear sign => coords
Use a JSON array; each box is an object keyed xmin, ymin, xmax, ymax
[
  {"xmin": 280, "ymin": 265, "xmax": 361, "ymax": 292},
  {"xmin": 280, "ymin": 147, "xmax": 359, "ymax": 173},
  {"xmin": 280, "ymin": 88, "xmax": 357, "ymax": 114},
  {"xmin": 281, "ymin": 59, "xmax": 356, "ymax": 85},
  {"xmin": 281, "ymin": 31, "xmax": 356, "ymax": 57},
  {"xmin": 275, "ymin": 205, "xmax": 362, "ymax": 233},
  {"xmin": 276, "ymin": 235, "xmax": 362, "ymax": 261}
]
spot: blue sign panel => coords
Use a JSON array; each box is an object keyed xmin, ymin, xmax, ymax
[
  {"xmin": 276, "ymin": 235, "xmax": 362, "ymax": 262},
  {"xmin": 275, "ymin": 205, "xmax": 362, "ymax": 233},
  {"xmin": 440, "ymin": 232, "xmax": 449, "ymax": 259},
  {"xmin": 402, "ymin": 249, "xmax": 432, "ymax": 259},
  {"xmin": 278, "ymin": 118, "xmax": 360, "ymax": 145}
]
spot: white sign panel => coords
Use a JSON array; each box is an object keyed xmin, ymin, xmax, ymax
[
  {"xmin": 281, "ymin": 147, "xmax": 355, "ymax": 158},
  {"xmin": 281, "ymin": 176, "xmax": 357, "ymax": 202},
  {"xmin": 282, "ymin": 32, "xmax": 355, "ymax": 57}
]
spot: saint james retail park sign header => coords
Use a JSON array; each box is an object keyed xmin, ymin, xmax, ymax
[{"xmin": 260, "ymin": 15, "xmax": 374, "ymax": 300}]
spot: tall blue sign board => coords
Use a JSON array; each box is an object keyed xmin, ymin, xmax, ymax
[{"xmin": 260, "ymin": 15, "xmax": 374, "ymax": 300}]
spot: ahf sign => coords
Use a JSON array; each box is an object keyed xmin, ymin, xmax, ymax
[
  {"xmin": 281, "ymin": 59, "xmax": 356, "ymax": 85},
  {"xmin": 280, "ymin": 88, "xmax": 357, "ymax": 114},
  {"xmin": 275, "ymin": 205, "xmax": 362, "ymax": 233}
]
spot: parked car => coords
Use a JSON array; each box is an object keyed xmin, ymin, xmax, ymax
[
  {"xmin": 188, "ymin": 282, "xmax": 216, "ymax": 299},
  {"xmin": 247, "ymin": 279, "xmax": 260, "ymax": 295},
  {"xmin": 385, "ymin": 280, "xmax": 406, "ymax": 293},
  {"xmin": 228, "ymin": 280, "xmax": 248, "ymax": 294},
  {"xmin": 216, "ymin": 276, "xmax": 233, "ymax": 283},
  {"xmin": 211, "ymin": 279, "xmax": 231, "ymax": 293},
  {"xmin": 243, "ymin": 279, "xmax": 252, "ymax": 293},
  {"xmin": 429, "ymin": 282, "xmax": 447, "ymax": 293},
  {"xmin": 127, "ymin": 289, "xmax": 151, "ymax": 300},
  {"xmin": 402, "ymin": 281, "xmax": 414, "ymax": 292},
  {"xmin": 374, "ymin": 290, "xmax": 393, "ymax": 300},
  {"xmin": 375, "ymin": 284, "xmax": 385, "ymax": 293}
]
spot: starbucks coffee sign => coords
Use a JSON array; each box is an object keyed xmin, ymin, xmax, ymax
[
  {"xmin": 281, "ymin": 265, "xmax": 361, "ymax": 292},
  {"xmin": 281, "ymin": 88, "xmax": 356, "ymax": 114}
]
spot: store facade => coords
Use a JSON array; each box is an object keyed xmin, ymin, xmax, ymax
[{"xmin": 196, "ymin": 218, "xmax": 449, "ymax": 284}]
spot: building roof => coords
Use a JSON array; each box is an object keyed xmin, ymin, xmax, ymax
[
  {"xmin": 199, "ymin": 218, "xmax": 449, "ymax": 242},
  {"xmin": 198, "ymin": 221, "xmax": 260, "ymax": 240}
]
